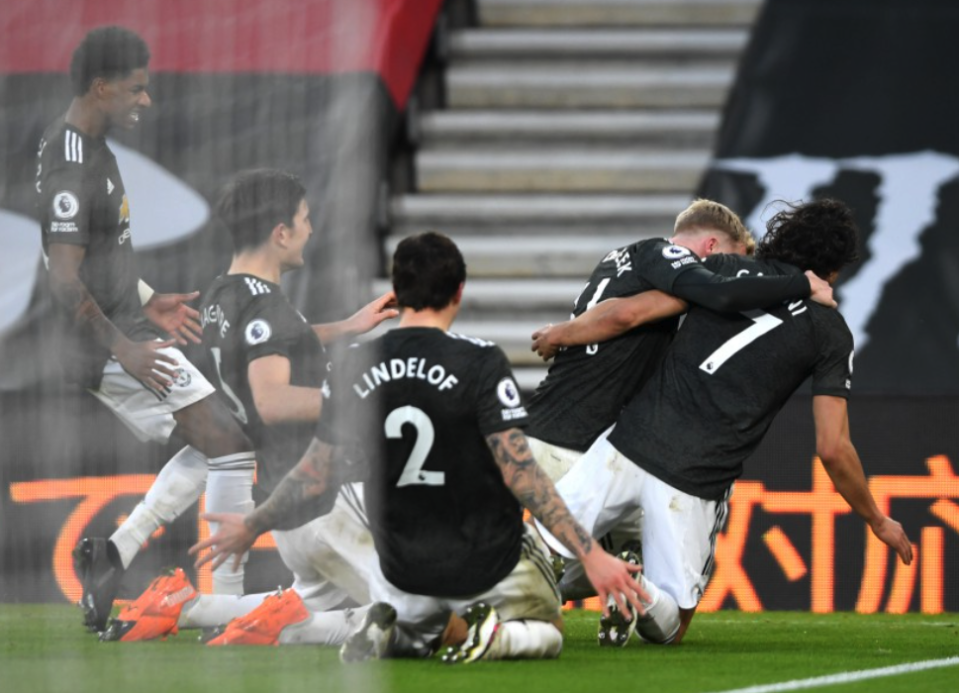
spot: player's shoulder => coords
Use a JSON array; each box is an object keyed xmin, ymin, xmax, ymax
[
  {"xmin": 204, "ymin": 273, "xmax": 271, "ymax": 306},
  {"xmin": 629, "ymin": 237, "xmax": 705, "ymax": 270},
  {"xmin": 206, "ymin": 274, "xmax": 297, "ymax": 321},
  {"xmin": 809, "ymin": 299, "xmax": 852, "ymax": 334},
  {"xmin": 40, "ymin": 119, "xmax": 91, "ymax": 169},
  {"xmin": 705, "ymin": 254, "xmax": 798, "ymax": 278},
  {"xmin": 399, "ymin": 328, "xmax": 507, "ymax": 366},
  {"xmin": 443, "ymin": 331, "xmax": 497, "ymax": 349},
  {"xmin": 624, "ymin": 237, "xmax": 674, "ymax": 258}
]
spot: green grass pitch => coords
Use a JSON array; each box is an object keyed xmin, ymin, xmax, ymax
[{"xmin": 0, "ymin": 606, "xmax": 957, "ymax": 693}]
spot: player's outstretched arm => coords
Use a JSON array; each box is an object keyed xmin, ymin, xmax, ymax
[
  {"xmin": 142, "ymin": 288, "xmax": 204, "ymax": 345},
  {"xmin": 531, "ymin": 291, "xmax": 686, "ymax": 361},
  {"xmin": 190, "ymin": 436, "xmax": 337, "ymax": 570},
  {"xmin": 812, "ymin": 395, "xmax": 913, "ymax": 565},
  {"xmin": 47, "ymin": 243, "xmax": 177, "ymax": 390},
  {"xmin": 486, "ymin": 427, "xmax": 649, "ymax": 617},
  {"xmin": 313, "ymin": 291, "xmax": 399, "ymax": 343}
]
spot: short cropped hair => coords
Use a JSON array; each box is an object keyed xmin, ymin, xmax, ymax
[
  {"xmin": 674, "ymin": 199, "xmax": 753, "ymax": 252},
  {"xmin": 392, "ymin": 232, "xmax": 466, "ymax": 311},
  {"xmin": 70, "ymin": 26, "xmax": 151, "ymax": 96},
  {"xmin": 757, "ymin": 199, "xmax": 860, "ymax": 277},
  {"xmin": 216, "ymin": 169, "xmax": 306, "ymax": 253}
]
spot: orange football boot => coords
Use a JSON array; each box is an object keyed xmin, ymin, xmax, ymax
[
  {"xmin": 100, "ymin": 568, "xmax": 197, "ymax": 642},
  {"xmin": 206, "ymin": 588, "xmax": 309, "ymax": 646}
]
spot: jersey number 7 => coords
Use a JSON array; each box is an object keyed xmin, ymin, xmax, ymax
[{"xmin": 699, "ymin": 309, "xmax": 784, "ymax": 375}]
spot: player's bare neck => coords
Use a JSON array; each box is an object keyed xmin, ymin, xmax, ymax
[
  {"xmin": 228, "ymin": 252, "xmax": 281, "ymax": 285},
  {"xmin": 398, "ymin": 305, "xmax": 457, "ymax": 332},
  {"xmin": 65, "ymin": 97, "xmax": 108, "ymax": 139}
]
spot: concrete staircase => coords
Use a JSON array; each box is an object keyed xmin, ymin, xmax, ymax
[{"xmin": 384, "ymin": 0, "xmax": 762, "ymax": 389}]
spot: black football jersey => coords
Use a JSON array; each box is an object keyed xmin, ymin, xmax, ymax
[
  {"xmin": 36, "ymin": 117, "xmax": 153, "ymax": 386},
  {"xmin": 609, "ymin": 255, "xmax": 854, "ymax": 501},
  {"xmin": 200, "ymin": 274, "xmax": 329, "ymax": 492},
  {"xmin": 526, "ymin": 238, "xmax": 707, "ymax": 451},
  {"xmin": 316, "ymin": 327, "xmax": 529, "ymax": 597}
]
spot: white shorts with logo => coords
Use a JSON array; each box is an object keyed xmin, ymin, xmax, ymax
[
  {"xmin": 526, "ymin": 435, "xmax": 587, "ymax": 482},
  {"xmin": 527, "ymin": 426, "xmax": 615, "ymax": 483},
  {"xmin": 89, "ymin": 343, "xmax": 215, "ymax": 443},
  {"xmin": 536, "ymin": 436, "xmax": 729, "ymax": 610},
  {"xmin": 369, "ymin": 523, "xmax": 562, "ymax": 652},
  {"xmin": 272, "ymin": 483, "xmax": 375, "ymax": 611},
  {"xmin": 528, "ymin": 430, "xmax": 644, "ymax": 600}
]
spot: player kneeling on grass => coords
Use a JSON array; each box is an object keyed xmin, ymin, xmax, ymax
[{"xmin": 191, "ymin": 232, "xmax": 647, "ymax": 663}]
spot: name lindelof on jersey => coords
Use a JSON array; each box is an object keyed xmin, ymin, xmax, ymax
[
  {"xmin": 200, "ymin": 303, "xmax": 231, "ymax": 338},
  {"xmin": 601, "ymin": 247, "xmax": 633, "ymax": 277},
  {"xmin": 352, "ymin": 357, "xmax": 459, "ymax": 399}
]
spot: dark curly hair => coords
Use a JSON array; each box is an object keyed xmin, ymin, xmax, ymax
[
  {"xmin": 70, "ymin": 26, "xmax": 150, "ymax": 96},
  {"xmin": 756, "ymin": 199, "xmax": 860, "ymax": 278}
]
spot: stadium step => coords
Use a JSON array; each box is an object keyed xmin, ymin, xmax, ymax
[
  {"xmin": 417, "ymin": 110, "xmax": 719, "ymax": 149},
  {"xmin": 449, "ymin": 28, "xmax": 749, "ymax": 63},
  {"xmin": 445, "ymin": 64, "xmax": 734, "ymax": 109},
  {"xmin": 416, "ymin": 149, "xmax": 710, "ymax": 193},
  {"xmin": 476, "ymin": 0, "xmax": 762, "ymax": 28},
  {"xmin": 389, "ymin": 193, "xmax": 686, "ymax": 237}
]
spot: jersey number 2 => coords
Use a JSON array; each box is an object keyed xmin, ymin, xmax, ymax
[
  {"xmin": 699, "ymin": 309, "xmax": 783, "ymax": 374},
  {"xmin": 386, "ymin": 406, "xmax": 445, "ymax": 487}
]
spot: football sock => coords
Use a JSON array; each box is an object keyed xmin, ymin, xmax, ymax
[
  {"xmin": 109, "ymin": 445, "xmax": 208, "ymax": 570},
  {"xmin": 278, "ymin": 605, "xmax": 371, "ymax": 646},
  {"xmin": 634, "ymin": 574, "xmax": 681, "ymax": 644},
  {"xmin": 177, "ymin": 592, "xmax": 269, "ymax": 629},
  {"xmin": 487, "ymin": 620, "xmax": 563, "ymax": 660},
  {"xmin": 205, "ymin": 452, "xmax": 256, "ymax": 595}
]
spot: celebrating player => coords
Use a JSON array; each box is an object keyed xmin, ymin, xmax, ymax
[
  {"xmin": 192, "ymin": 231, "xmax": 647, "ymax": 663},
  {"xmin": 37, "ymin": 25, "xmax": 259, "ymax": 631}
]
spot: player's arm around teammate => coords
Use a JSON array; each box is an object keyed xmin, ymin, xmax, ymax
[{"xmin": 532, "ymin": 268, "xmax": 836, "ymax": 361}]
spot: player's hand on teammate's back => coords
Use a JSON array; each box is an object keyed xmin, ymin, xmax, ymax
[
  {"xmin": 805, "ymin": 271, "xmax": 837, "ymax": 309},
  {"xmin": 531, "ymin": 324, "xmax": 560, "ymax": 361},
  {"xmin": 144, "ymin": 291, "xmax": 204, "ymax": 345},
  {"xmin": 581, "ymin": 547, "xmax": 649, "ymax": 619},
  {"xmin": 114, "ymin": 337, "xmax": 178, "ymax": 391},
  {"xmin": 870, "ymin": 514, "xmax": 913, "ymax": 565},
  {"xmin": 190, "ymin": 512, "xmax": 257, "ymax": 571}
]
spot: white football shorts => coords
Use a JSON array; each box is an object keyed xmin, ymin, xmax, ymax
[
  {"xmin": 535, "ymin": 436, "xmax": 729, "ymax": 610},
  {"xmin": 272, "ymin": 483, "xmax": 374, "ymax": 611},
  {"xmin": 368, "ymin": 523, "xmax": 562, "ymax": 652},
  {"xmin": 89, "ymin": 341, "xmax": 215, "ymax": 443}
]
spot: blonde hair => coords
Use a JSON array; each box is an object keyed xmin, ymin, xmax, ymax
[{"xmin": 674, "ymin": 199, "xmax": 754, "ymax": 254}]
